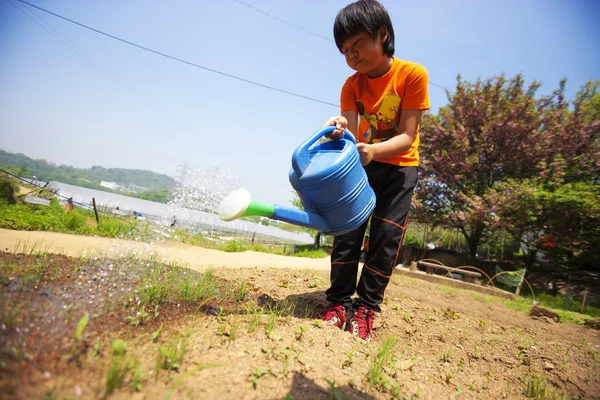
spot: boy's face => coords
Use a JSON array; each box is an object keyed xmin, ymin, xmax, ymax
[{"xmin": 340, "ymin": 29, "xmax": 388, "ymax": 75}]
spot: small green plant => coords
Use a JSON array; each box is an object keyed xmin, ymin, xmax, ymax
[
  {"xmin": 126, "ymin": 305, "xmax": 150, "ymax": 327},
  {"xmin": 304, "ymin": 305, "xmax": 314, "ymax": 319},
  {"xmin": 525, "ymin": 374, "xmax": 549, "ymax": 399},
  {"xmin": 325, "ymin": 378, "xmax": 343, "ymax": 400},
  {"xmin": 266, "ymin": 313, "xmax": 277, "ymax": 335},
  {"xmin": 247, "ymin": 308, "xmax": 263, "ymax": 334},
  {"xmin": 151, "ymin": 325, "xmax": 162, "ymax": 343},
  {"xmin": 441, "ymin": 348, "xmax": 453, "ymax": 363},
  {"xmin": 222, "ymin": 240, "xmax": 245, "ymax": 252},
  {"xmin": 157, "ymin": 337, "xmax": 188, "ymax": 371},
  {"xmin": 250, "ymin": 368, "xmax": 269, "ymax": 389},
  {"xmin": 74, "ymin": 313, "xmax": 89, "ymax": 340},
  {"xmin": 105, "ymin": 357, "xmax": 133, "ymax": 398},
  {"xmin": 295, "ymin": 326, "xmax": 307, "ymax": 341},
  {"xmin": 443, "ymin": 308, "xmax": 460, "ymax": 320},
  {"xmin": 90, "ymin": 339, "xmax": 103, "ymax": 359},
  {"xmin": 130, "ymin": 363, "xmax": 143, "ymax": 392},
  {"xmin": 112, "ymin": 339, "xmax": 127, "ymax": 356},
  {"xmin": 367, "ymin": 337, "xmax": 398, "ymax": 390},
  {"xmin": 104, "ymin": 352, "xmax": 141, "ymax": 398},
  {"xmin": 235, "ymin": 281, "xmax": 249, "ymax": 302}
]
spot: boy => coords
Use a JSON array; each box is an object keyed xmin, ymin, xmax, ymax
[{"xmin": 319, "ymin": 0, "xmax": 430, "ymax": 341}]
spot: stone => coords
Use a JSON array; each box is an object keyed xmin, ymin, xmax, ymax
[{"xmin": 395, "ymin": 360, "xmax": 414, "ymax": 371}]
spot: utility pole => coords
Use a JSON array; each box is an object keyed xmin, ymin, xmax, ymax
[{"xmin": 177, "ymin": 161, "xmax": 190, "ymax": 184}]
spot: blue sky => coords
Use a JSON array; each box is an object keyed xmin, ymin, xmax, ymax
[{"xmin": 1, "ymin": 0, "xmax": 599, "ymax": 207}]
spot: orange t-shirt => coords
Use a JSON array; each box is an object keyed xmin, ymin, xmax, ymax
[{"xmin": 340, "ymin": 58, "xmax": 430, "ymax": 166}]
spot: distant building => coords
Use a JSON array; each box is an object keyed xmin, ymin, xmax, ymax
[{"xmin": 100, "ymin": 181, "xmax": 118, "ymax": 190}]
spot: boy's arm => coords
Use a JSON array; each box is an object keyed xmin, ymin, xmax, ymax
[
  {"xmin": 343, "ymin": 110, "xmax": 358, "ymax": 138},
  {"xmin": 358, "ymin": 110, "xmax": 423, "ymax": 161}
]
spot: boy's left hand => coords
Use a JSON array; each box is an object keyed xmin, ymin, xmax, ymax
[{"xmin": 356, "ymin": 143, "xmax": 374, "ymax": 166}]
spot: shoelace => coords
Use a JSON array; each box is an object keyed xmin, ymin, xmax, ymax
[{"xmin": 354, "ymin": 307, "xmax": 374, "ymax": 337}]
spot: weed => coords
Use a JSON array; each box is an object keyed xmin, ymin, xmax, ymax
[
  {"xmin": 105, "ymin": 356, "xmax": 141, "ymax": 398},
  {"xmin": 112, "ymin": 339, "xmax": 127, "ymax": 356},
  {"xmin": 157, "ymin": 336, "xmax": 188, "ymax": 371},
  {"xmin": 130, "ymin": 363, "xmax": 143, "ymax": 392},
  {"xmin": 266, "ymin": 313, "xmax": 277, "ymax": 335},
  {"xmin": 443, "ymin": 308, "xmax": 460, "ymax": 320},
  {"xmin": 325, "ymin": 379, "xmax": 343, "ymax": 400},
  {"xmin": 295, "ymin": 326, "xmax": 307, "ymax": 341},
  {"xmin": 250, "ymin": 368, "xmax": 269, "ymax": 389},
  {"xmin": 367, "ymin": 337, "xmax": 398, "ymax": 390},
  {"xmin": 151, "ymin": 325, "xmax": 163, "ymax": 343},
  {"xmin": 524, "ymin": 374, "xmax": 554, "ymax": 399},
  {"xmin": 246, "ymin": 308, "xmax": 263, "ymax": 334},
  {"xmin": 304, "ymin": 305, "xmax": 314, "ymax": 319},
  {"xmin": 90, "ymin": 339, "xmax": 103, "ymax": 359},
  {"xmin": 313, "ymin": 319, "xmax": 323, "ymax": 328},
  {"xmin": 441, "ymin": 348, "xmax": 453, "ymax": 363},
  {"xmin": 126, "ymin": 305, "xmax": 151, "ymax": 327},
  {"xmin": 235, "ymin": 281, "xmax": 249, "ymax": 302}
]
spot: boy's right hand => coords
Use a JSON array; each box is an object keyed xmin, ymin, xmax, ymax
[{"xmin": 322, "ymin": 116, "xmax": 348, "ymax": 139}]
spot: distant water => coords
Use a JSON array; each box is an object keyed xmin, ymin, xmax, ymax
[{"xmin": 49, "ymin": 181, "xmax": 313, "ymax": 244}]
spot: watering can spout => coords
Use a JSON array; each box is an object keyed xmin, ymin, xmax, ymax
[{"xmin": 217, "ymin": 189, "xmax": 330, "ymax": 232}]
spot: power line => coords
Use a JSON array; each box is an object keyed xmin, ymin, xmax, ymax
[
  {"xmin": 7, "ymin": 0, "xmax": 195, "ymax": 135},
  {"xmin": 230, "ymin": 0, "xmax": 449, "ymax": 92},
  {"xmin": 16, "ymin": 0, "xmax": 340, "ymax": 108},
  {"xmin": 231, "ymin": 0, "xmax": 334, "ymax": 43}
]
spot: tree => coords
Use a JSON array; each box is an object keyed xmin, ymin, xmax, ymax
[
  {"xmin": 418, "ymin": 74, "xmax": 545, "ymax": 256},
  {"xmin": 419, "ymin": 76, "xmax": 600, "ymax": 268}
]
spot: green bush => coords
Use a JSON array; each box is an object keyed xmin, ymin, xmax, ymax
[
  {"xmin": 94, "ymin": 218, "xmax": 136, "ymax": 238},
  {"xmin": 61, "ymin": 209, "xmax": 89, "ymax": 233},
  {"xmin": 0, "ymin": 176, "xmax": 16, "ymax": 204},
  {"xmin": 221, "ymin": 240, "xmax": 246, "ymax": 252},
  {"xmin": 403, "ymin": 232, "xmax": 425, "ymax": 247}
]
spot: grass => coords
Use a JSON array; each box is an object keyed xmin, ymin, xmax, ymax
[
  {"xmin": 0, "ymin": 198, "xmax": 144, "ymax": 239},
  {"xmin": 524, "ymin": 374, "xmax": 568, "ymax": 399},
  {"xmin": 104, "ymin": 339, "xmax": 141, "ymax": 398},
  {"xmin": 157, "ymin": 336, "xmax": 188, "ymax": 372},
  {"xmin": 367, "ymin": 337, "xmax": 401, "ymax": 393},
  {"xmin": 465, "ymin": 291, "xmax": 597, "ymax": 324}
]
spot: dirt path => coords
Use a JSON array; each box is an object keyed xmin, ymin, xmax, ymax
[{"xmin": 0, "ymin": 228, "xmax": 331, "ymax": 271}]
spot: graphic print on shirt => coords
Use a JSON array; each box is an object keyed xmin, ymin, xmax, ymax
[{"xmin": 356, "ymin": 93, "xmax": 401, "ymax": 144}]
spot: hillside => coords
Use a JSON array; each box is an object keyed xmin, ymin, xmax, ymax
[{"xmin": 0, "ymin": 149, "xmax": 176, "ymax": 195}]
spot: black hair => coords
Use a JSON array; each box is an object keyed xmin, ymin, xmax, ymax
[{"xmin": 334, "ymin": 0, "xmax": 395, "ymax": 57}]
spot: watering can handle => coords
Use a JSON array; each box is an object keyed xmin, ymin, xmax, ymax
[{"xmin": 292, "ymin": 126, "xmax": 356, "ymax": 176}]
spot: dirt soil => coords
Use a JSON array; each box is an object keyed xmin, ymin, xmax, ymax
[
  {"xmin": 0, "ymin": 228, "xmax": 330, "ymax": 271},
  {"xmin": 1, "ymin": 230, "xmax": 600, "ymax": 400}
]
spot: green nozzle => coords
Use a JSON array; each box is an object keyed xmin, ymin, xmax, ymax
[
  {"xmin": 241, "ymin": 199, "xmax": 274, "ymax": 218},
  {"xmin": 218, "ymin": 189, "xmax": 274, "ymax": 221}
]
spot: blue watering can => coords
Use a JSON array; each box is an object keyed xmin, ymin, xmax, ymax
[{"xmin": 218, "ymin": 126, "xmax": 376, "ymax": 236}]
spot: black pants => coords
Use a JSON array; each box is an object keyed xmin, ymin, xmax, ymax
[{"xmin": 326, "ymin": 162, "xmax": 418, "ymax": 312}]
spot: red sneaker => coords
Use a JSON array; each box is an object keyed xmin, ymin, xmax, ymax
[
  {"xmin": 349, "ymin": 306, "xmax": 375, "ymax": 342},
  {"xmin": 319, "ymin": 303, "xmax": 347, "ymax": 329}
]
